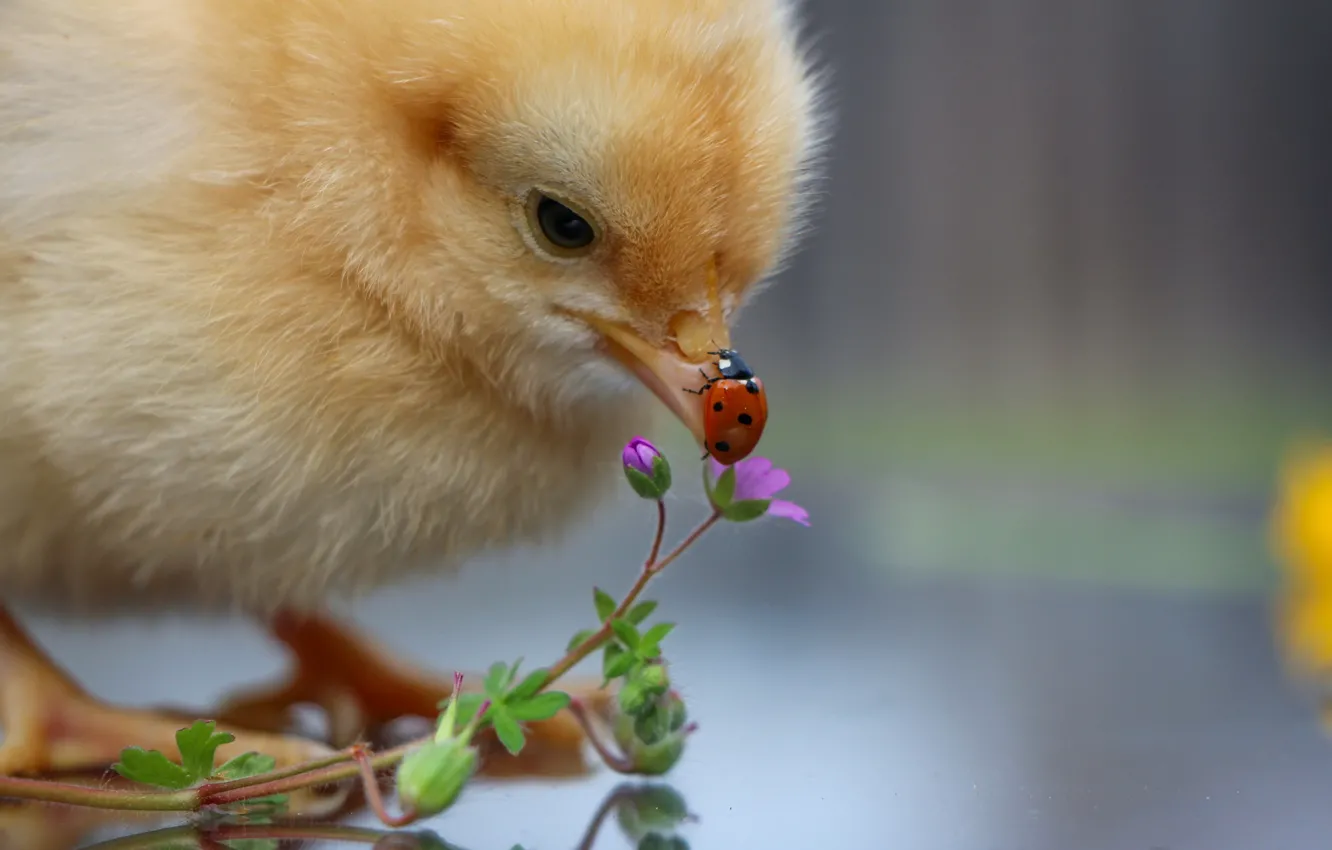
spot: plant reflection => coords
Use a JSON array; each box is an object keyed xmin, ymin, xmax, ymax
[{"xmin": 0, "ymin": 780, "xmax": 695, "ymax": 850}]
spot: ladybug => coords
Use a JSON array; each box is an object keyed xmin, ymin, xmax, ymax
[{"xmin": 684, "ymin": 348, "xmax": 768, "ymax": 464}]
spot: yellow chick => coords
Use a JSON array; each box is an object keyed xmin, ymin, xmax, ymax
[{"xmin": 0, "ymin": 0, "xmax": 825, "ymax": 775}]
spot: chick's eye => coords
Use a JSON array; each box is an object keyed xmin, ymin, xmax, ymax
[
  {"xmin": 537, "ymin": 196, "xmax": 594, "ymax": 249},
  {"xmin": 526, "ymin": 192, "xmax": 598, "ymax": 256}
]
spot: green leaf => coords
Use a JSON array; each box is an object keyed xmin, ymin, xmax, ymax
[
  {"xmin": 215, "ymin": 752, "xmax": 276, "ymax": 781},
  {"xmin": 638, "ymin": 622, "xmax": 676, "ymax": 657},
  {"xmin": 567, "ymin": 628, "xmax": 597, "ymax": 652},
  {"xmin": 506, "ymin": 691, "xmax": 572, "ymax": 722},
  {"xmin": 711, "ymin": 465, "xmax": 737, "ymax": 508},
  {"xmin": 610, "ymin": 618, "xmax": 641, "ymax": 651},
  {"xmin": 175, "ymin": 720, "xmax": 235, "ymax": 781},
  {"xmin": 453, "ymin": 693, "xmax": 488, "ymax": 724},
  {"xmin": 722, "ymin": 498, "xmax": 771, "ymax": 523},
  {"xmin": 509, "ymin": 667, "xmax": 549, "ymax": 701},
  {"xmin": 491, "ymin": 711, "xmax": 526, "ymax": 756},
  {"xmin": 112, "ymin": 747, "xmax": 194, "ymax": 790},
  {"xmin": 604, "ymin": 651, "xmax": 637, "ymax": 681},
  {"xmin": 594, "ymin": 587, "xmax": 617, "ymax": 622},
  {"xmin": 626, "ymin": 600, "xmax": 658, "ymax": 625},
  {"xmin": 483, "ymin": 661, "xmax": 511, "ymax": 697},
  {"xmin": 603, "ymin": 643, "xmax": 624, "ymax": 679}
]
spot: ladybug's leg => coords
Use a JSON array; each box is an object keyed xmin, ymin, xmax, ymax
[{"xmin": 682, "ymin": 370, "xmax": 717, "ymax": 394}]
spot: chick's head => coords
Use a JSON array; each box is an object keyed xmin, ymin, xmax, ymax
[{"xmin": 217, "ymin": 0, "xmax": 826, "ymax": 444}]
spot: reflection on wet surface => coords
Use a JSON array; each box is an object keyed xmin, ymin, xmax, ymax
[{"xmin": 4, "ymin": 484, "xmax": 1332, "ymax": 849}]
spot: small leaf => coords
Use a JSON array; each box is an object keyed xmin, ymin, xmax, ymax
[
  {"xmin": 112, "ymin": 747, "xmax": 193, "ymax": 790},
  {"xmin": 215, "ymin": 752, "xmax": 277, "ymax": 781},
  {"xmin": 453, "ymin": 693, "xmax": 488, "ymax": 724},
  {"xmin": 509, "ymin": 667, "xmax": 549, "ymax": 701},
  {"xmin": 626, "ymin": 600, "xmax": 658, "ymax": 625},
  {"xmin": 722, "ymin": 498, "xmax": 771, "ymax": 523},
  {"xmin": 610, "ymin": 618, "xmax": 641, "ymax": 651},
  {"xmin": 638, "ymin": 622, "xmax": 677, "ymax": 657},
  {"xmin": 482, "ymin": 661, "xmax": 511, "ymax": 698},
  {"xmin": 602, "ymin": 644, "xmax": 624, "ymax": 679},
  {"xmin": 506, "ymin": 691, "xmax": 572, "ymax": 722},
  {"xmin": 567, "ymin": 628, "xmax": 597, "ymax": 652},
  {"xmin": 594, "ymin": 587, "xmax": 617, "ymax": 622},
  {"xmin": 491, "ymin": 711, "xmax": 526, "ymax": 756},
  {"xmin": 712, "ymin": 466, "xmax": 737, "ymax": 508},
  {"xmin": 604, "ymin": 651, "xmax": 637, "ymax": 681},
  {"xmin": 505, "ymin": 658, "xmax": 523, "ymax": 689},
  {"xmin": 175, "ymin": 720, "xmax": 235, "ymax": 781}
]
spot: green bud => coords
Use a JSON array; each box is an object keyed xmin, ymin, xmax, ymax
[
  {"xmin": 394, "ymin": 739, "xmax": 478, "ymax": 817},
  {"xmin": 635, "ymin": 662, "xmax": 670, "ymax": 694},
  {"xmin": 613, "ymin": 691, "xmax": 690, "ymax": 776},
  {"xmin": 637, "ymin": 835, "xmax": 690, "ymax": 850},
  {"xmin": 619, "ymin": 681, "xmax": 651, "ymax": 716}
]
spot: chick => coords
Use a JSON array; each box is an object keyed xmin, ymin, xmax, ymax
[{"xmin": 0, "ymin": 0, "xmax": 824, "ymax": 777}]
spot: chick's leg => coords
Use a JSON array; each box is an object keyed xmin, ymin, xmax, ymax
[
  {"xmin": 218, "ymin": 610, "xmax": 612, "ymax": 777},
  {"xmin": 0, "ymin": 604, "xmax": 333, "ymax": 776}
]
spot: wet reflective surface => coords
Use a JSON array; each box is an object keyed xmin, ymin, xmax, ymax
[{"xmin": 7, "ymin": 476, "xmax": 1332, "ymax": 849}]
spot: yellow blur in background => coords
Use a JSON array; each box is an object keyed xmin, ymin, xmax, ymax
[{"xmin": 1274, "ymin": 441, "xmax": 1332, "ymax": 722}]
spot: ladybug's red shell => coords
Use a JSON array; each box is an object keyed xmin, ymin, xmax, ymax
[{"xmin": 702, "ymin": 377, "xmax": 768, "ymax": 464}]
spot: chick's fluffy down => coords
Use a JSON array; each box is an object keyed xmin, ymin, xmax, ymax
[{"xmin": 0, "ymin": 0, "xmax": 824, "ymax": 615}]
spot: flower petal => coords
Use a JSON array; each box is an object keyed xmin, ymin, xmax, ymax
[
  {"xmin": 734, "ymin": 458, "xmax": 788, "ymax": 501},
  {"xmin": 767, "ymin": 499, "xmax": 809, "ymax": 526}
]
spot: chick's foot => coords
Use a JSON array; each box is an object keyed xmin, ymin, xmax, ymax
[
  {"xmin": 0, "ymin": 605, "xmax": 334, "ymax": 778},
  {"xmin": 217, "ymin": 610, "xmax": 613, "ymax": 778}
]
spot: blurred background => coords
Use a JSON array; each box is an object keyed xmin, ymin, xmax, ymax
[{"xmin": 21, "ymin": 1, "xmax": 1332, "ymax": 848}]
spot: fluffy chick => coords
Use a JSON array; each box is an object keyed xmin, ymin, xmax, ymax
[{"xmin": 0, "ymin": 0, "xmax": 824, "ymax": 776}]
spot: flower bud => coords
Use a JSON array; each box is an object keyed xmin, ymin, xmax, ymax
[
  {"xmin": 637, "ymin": 834, "xmax": 691, "ymax": 850},
  {"xmin": 635, "ymin": 662, "xmax": 670, "ymax": 694},
  {"xmin": 618, "ymin": 680, "xmax": 651, "ymax": 716},
  {"xmin": 622, "ymin": 437, "xmax": 672, "ymax": 500},
  {"xmin": 394, "ymin": 738, "xmax": 478, "ymax": 817}
]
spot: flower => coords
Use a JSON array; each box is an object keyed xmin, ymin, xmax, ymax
[
  {"xmin": 704, "ymin": 456, "xmax": 809, "ymax": 526},
  {"xmin": 622, "ymin": 436, "xmax": 672, "ymax": 500}
]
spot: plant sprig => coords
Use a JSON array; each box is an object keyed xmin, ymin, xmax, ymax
[{"xmin": 0, "ymin": 437, "xmax": 806, "ymax": 826}]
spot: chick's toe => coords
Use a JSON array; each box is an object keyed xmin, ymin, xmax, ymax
[{"xmin": 0, "ymin": 606, "xmax": 333, "ymax": 778}]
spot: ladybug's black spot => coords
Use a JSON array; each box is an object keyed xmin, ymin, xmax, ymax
[
  {"xmin": 713, "ymin": 401, "xmax": 724, "ymax": 412},
  {"xmin": 714, "ymin": 441, "xmax": 731, "ymax": 453},
  {"xmin": 745, "ymin": 380, "xmax": 759, "ymax": 394},
  {"xmin": 738, "ymin": 413, "xmax": 753, "ymax": 426}
]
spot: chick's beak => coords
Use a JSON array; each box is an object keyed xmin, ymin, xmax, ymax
[{"xmin": 587, "ymin": 310, "xmax": 731, "ymax": 448}]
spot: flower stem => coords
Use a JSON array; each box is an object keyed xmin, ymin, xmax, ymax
[
  {"xmin": 0, "ymin": 775, "xmax": 198, "ymax": 811},
  {"xmin": 567, "ymin": 700, "xmax": 636, "ymax": 774},
  {"xmin": 199, "ymin": 740, "xmax": 419, "ymax": 807},
  {"xmin": 542, "ymin": 508, "xmax": 720, "ymax": 685},
  {"xmin": 351, "ymin": 744, "xmax": 420, "ymax": 827}
]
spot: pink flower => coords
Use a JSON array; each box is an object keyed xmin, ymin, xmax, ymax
[{"xmin": 705, "ymin": 456, "xmax": 810, "ymax": 526}]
